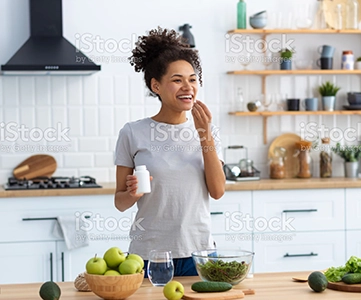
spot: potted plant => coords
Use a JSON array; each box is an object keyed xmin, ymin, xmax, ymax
[
  {"xmin": 331, "ymin": 142, "xmax": 361, "ymax": 177},
  {"xmin": 279, "ymin": 48, "xmax": 294, "ymax": 70},
  {"xmin": 355, "ymin": 57, "xmax": 361, "ymax": 70},
  {"xmin": 318, "ymin": 81, "xmax": 341, "ymax": 111}
]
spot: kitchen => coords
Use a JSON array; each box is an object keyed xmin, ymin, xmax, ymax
[{"xmin": 1, "ymin": 0, "xmax": 361, "ymax": 298}]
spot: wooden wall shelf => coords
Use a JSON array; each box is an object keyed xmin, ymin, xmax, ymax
[
  {"xmin": 227, "ymin": 29, "xmax": 361, "ymax": 34},
  {"xmin": 227, "ymin": 70, "xmax": 361, "ymax": 75},
  {"xmin": 229, "ymin": 110, "xmax": 361, "ymax": 144}
]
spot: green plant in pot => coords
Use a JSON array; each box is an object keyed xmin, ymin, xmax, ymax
[
  {"xmin": 279, "ymin": 48, "xmax": 294, "ymax": 70},
  {"xmin": 331, "ymin": 142, "xmax": 361, "ymax": 177},
  {"xmin": 356, "ymin": 56, "xmax": 361, "ymax": 70},
  {"xmin": 318, "ymin": 81, "xmax": 340, "ymax": 111}
]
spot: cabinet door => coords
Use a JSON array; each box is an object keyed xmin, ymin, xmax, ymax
[
  {"xmin": 210, "ymin": 191, "xmax": 252, "ymax": 235},
  {"xmin": 253, "ymin": 231, "xmax": 346, "ymax": 273},
  {"xmin": 346, "ymin": 230, "xmax": 361, "ymax": 258},
  {"xmin": 346, "ymin": 189, "xmax": 361, "ymax": 230},
  {"xmin": 0, "ymin": 242, "xmax": 57, "ymax": 284},
  {"xmin": 253, "ymin": 189, "xmax": 344, "ymax": 232},
  {"xmin": 57, "ymin": 240, "xmax": 118, "ymax": 282}
]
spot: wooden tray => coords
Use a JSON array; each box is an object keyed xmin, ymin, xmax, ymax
[
  {"xmin": 268, "ymin": 133, "xmax": 301, "ymax": 178},
  {"xmin": 327, "ymin": 281, "xmax": 361, "ymax": 293},
  {"xmin": 323, "ymin": 0, "xmax": 361, "ymax": 29}
]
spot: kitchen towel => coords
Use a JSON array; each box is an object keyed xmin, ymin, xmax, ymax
[{"xmin": 52, "ymin": 215, "xmax": 89, "ymax": 250}]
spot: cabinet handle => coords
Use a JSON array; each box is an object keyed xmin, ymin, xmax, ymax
[
  {"xmin": 282, "ymin": 209, "xmax": 318, "ymax": 213},
  {"xmin": 227, "ymin": 145, "xmax": 244, "ymax": 149},
  {"xmin": 210, "ymin": 212, "xmax": 223, "ymax": 215},
  {"xmin": 22, "ymin": 215, "xmax": 90, "ymax": 221},
  {"xmin": 284, "ymin": 252, "xmax": 318, "ymax": 258},
  {"xmin": 50, "ymin": 252, "xmax": 53, "ymax": 281},
  {"xmin": 61, "ymin": 252, "xmax": 65, "ymax": 282}
]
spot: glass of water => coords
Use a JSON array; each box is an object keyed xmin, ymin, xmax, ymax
[{"xmin": 147, "ymin": 250, "xmax": 174, "ymax": 286}]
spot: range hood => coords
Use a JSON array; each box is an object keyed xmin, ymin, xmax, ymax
[{"xmin": 1, "ymin": 0, "xmax": 101, "ymax": 75}]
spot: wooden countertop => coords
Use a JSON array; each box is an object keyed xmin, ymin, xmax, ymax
[
  {"xmin": 1, "ymin": 178, "xmax": 361, "ymax": 198},
  {"xmin": 1, "ymin": 272, "xmax": 360, "ymax": 299}
]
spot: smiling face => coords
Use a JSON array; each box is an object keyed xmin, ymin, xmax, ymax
[{"xmin": 151, "ymin": 60, "xmax": 198, "ymax": 113}]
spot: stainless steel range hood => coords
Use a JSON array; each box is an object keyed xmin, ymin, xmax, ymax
[{"xmin": 1, "ymin": 0, "xmax": 101, "ymax": 75}]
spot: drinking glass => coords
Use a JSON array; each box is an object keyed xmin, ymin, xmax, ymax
[
  {"xmin": 261, "ymin": 94, "xmax": 274, "ymax": 111},
  {"xmin": 147, "ymin": 250, "xmax": 174, "ymax": 286},
  {"xmin": 238, "ymin": 52, "xmax": 252, "ymax": 70},
  {"xmin": 262, "ymin": 52, "xmax": 273, "ymax": 70}
]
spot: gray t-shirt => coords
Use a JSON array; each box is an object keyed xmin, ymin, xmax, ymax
[{"xmin": 114, "ymin": 117, "xmax": 223, "ymax": 259}]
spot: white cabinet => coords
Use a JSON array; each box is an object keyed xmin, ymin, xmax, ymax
[
  {"xmin": 253, "ymin": 189, "xmax": 345, "ymax": 232},
  {"xmin": 253, "ymin": 231, "xmax": 346, "ymax": 273},
  {"xmin": 346, "ymin": 230, "xmax": 361, "ymax": 258},
  {"xmin": 0, "ymin": 242, "xmax": 56, "ymax": 284},
  {"xmin": 0, "ymin": 195, "xmax": 136, "ymax": 284},
  {"xmin": 252, "ymin": 189, "xmax": 346, "ymax": 273},
  {"xmin": 210, "ymin": 191, "xmax": 252, "ymax": 251},
  {"xmin": 345, "ymin": 188, "xmax": 361, "ymax": 230}
]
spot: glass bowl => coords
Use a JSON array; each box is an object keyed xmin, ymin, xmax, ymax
[
  {"xmin": 192, "ymin": 249, "xmax": 254, "ymax": 285},
  {"xmin": 294, "ymin": 59, "xmax": 313, "ymax": 70}
]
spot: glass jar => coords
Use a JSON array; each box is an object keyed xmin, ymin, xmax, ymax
[
  {"xmin": 314, "ymin": 0, "xmax": 329, "ymax": 29},
  {"xmin": 269, "ymin": 156, "xmax": 285, "ymax": 179},
  {"xmin": 295, "ymin": 140, "xmax": 313, "ymax": 178},
  {"xmin": 320, "ymin": 138, "xmax": 332, "ymax": 178}
]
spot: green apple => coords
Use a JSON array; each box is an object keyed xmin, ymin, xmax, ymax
[
  {"xmin": 118, "ymin": 259, "xmax": 141, "ymax": 274},
  {"xmin": 104, "ymin": 270, "xmax": 121, "ymax": 276},
  {"xmin": 126, "ymin": 253, "xmax": 144, "ymax": 269},
  {"xmin": 163, "ymin": 281, "xmax": 184, "ymax": 300},
  {"xmin": 86, "ymin": 254, "xmax": 107, "ymax": 275},
  {"xmin": 103, "ymin": 247, "xmax": 126, "ymax": 269}
]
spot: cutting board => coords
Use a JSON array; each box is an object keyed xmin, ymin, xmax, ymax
[
  {"xmin": 182, "ymin": 288, "xmax": 255, "ymax": 300},
  {"xmin": 13, "ymin": 154, "xmax": 57, "ymax": 179},
  {"xmin": 327, "ymin": 281, "xmax": 361, "ymax": 293}
]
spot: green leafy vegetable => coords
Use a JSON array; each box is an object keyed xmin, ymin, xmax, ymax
[
  {"xmin": 325, "ymin": 256, "xmax": 361, "ymax": 282},
  {"xmin": 197, "ymin": 259, "xmax": 249, "ymax": 283},
  {"xmin": 324, "ymin": 266, "xmax": 348, "ymax": 282},
  {"xmin": 345, "ymin": 256, "xmax": 361, "ymax": 273}
]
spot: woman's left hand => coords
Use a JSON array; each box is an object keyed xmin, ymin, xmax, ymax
[{"xmin": 191, "ymin": 100, "xmax": 212, "ymax": 141}]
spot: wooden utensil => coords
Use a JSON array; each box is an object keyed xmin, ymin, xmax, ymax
[
  {"xmin": 327, "ymin": 281, "xmax": 361, "ymax": 293},
  {"xmin": 13, "ymin": 154, "xmax": 57, "ymax": 179}
]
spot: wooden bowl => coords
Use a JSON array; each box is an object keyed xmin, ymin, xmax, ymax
[{"xmin": 84, "ymin": 271, "xmax": 144, "ymax": 300}]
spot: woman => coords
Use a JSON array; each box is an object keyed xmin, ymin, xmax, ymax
[{"xmin": 114, "ymin": 27, "xmax": 225, "ymax": 276}]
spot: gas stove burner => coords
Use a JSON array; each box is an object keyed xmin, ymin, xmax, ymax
[{"xmin": 3, "ymin": 176, "xmax": 102, "ymax": 190}]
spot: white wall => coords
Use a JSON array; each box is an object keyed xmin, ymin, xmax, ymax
[{"xmin": 1, "ymin": 0, "xmax": 361, "ymax": 183}]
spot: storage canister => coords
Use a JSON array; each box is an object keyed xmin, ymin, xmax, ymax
[{"xmin": 341, "ymin": 50, "xmax": 354, "ymax": 70}]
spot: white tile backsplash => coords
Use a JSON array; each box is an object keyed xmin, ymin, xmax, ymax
[
  {"xmin": 19, "ymin": 77, "xmax": 35, "ymax": 106},
  {"xmin": 83, "ymin": 107, "xmax": 99, "ymax": 136},
  {"xmin": 99, "ymin": 107, "xmax": 114, "ymax": 136},
  {"xmin": 35, "ymin": 77, "xmax": 50, "ymax": 105},
  {"xmin": 98, "ymin": 76, "xmax": 114, "ymax": 105},
  {"xmin": 64, "ymin": 153, "xmax": 94, "ymax": 168},
  {"xmin": 51, "ymin": 77, "xmax": 67, "ymax": 105},
  {"xmin": 2, "ymin": 77, "xmax": 18, "ymax": 106},
  {"xmin": 67, "ymin": 77, "xmax": 83, "ymax": 105},
  {"xmin": 78, "ymin": 137, "xmax": 109, "ymax": 152}
]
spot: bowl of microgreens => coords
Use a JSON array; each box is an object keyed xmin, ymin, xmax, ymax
[{"xmin": 191, "ymin": 249, "xmax": 254, "ymax": 285}]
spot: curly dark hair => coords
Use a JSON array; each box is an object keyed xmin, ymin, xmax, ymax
[{"xmin": 129, "ymin": 27, "xmax": 202, "ymax": 99}]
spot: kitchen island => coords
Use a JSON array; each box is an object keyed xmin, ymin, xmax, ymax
[{"xmin": 1, "ymin": 272, "xmax": 360, "ymax": 299}]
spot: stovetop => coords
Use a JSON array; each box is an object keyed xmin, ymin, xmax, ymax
[{"xmin": 3, "ymin": 176, "xmax": 102, "ymax": 190}]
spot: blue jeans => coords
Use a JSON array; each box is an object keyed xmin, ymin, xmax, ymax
[{"xmin": 143, "ymin": 257, "xmax": 198, "ymax": 278}]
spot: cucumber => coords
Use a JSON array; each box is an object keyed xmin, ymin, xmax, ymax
[
  {"xmin": 191, "ymin": 281, "xmax": 232, "ymax": 293},
  {"xmin": 342, "ymin": 273, "xmax": 361, "ymax": 284}
]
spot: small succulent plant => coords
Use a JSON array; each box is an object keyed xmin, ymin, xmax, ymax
[{"xmin": 318, "ymin": 81, "xmax": 341, "ymax": 97}]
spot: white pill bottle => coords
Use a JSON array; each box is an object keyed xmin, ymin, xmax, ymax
[{"xmin": 134, "ymin": 165, "xmax": 151, "ymax": 194}]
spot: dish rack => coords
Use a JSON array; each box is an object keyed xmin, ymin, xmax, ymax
[{"xmin": 223, "ymin": 145, "xmax": 261, "ymax": 181}]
